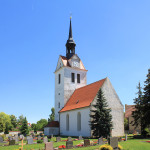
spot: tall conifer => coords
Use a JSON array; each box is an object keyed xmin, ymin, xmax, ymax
[
  {"xmin": 132, "ymin": 82, "xmax": 145, "ymax": 133},
  {"xmin": 143, "ymin": 69, "xmax": 150, "ymax": 128},
  {"xmin": 20, "ymin": 117, "xmax": 29, "ymax": 135},
  {"xmin": 90, "ymin": 89, "xmax": 112, "ymax": 138}
]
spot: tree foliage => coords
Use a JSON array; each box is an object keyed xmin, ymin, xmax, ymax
[
  {"xmin": 0, "ymin": 112, "xmax": 12, "ymax": 132},
  {"xmin": 132, "ymin": 82, "xmax": 145, "ymax": 133},
  {"xmin": 48, "ymin": 107, "xmax": 55, "ymax": 122},
  {"xmin": 36, "ymin": 119, "xmax": 48, "ymax": 131},
  {"xmin": 10, "ymin": 115, "xmax": 17, "ymax": 129},
  {"xmin": 124, "ymin": 117, "xmax": 129, "ymax": 130},
  {"xmin": 20, "ymin": 117, "xmax": 29, "ymax": 135},
  {"xmin": 31, "ymin": 123, "xmax": 37, "ymax": 133},
  {"xmin": 90, "ymin": 89, "xmax": 113, "ymax": 138},
  {"xmin": 143, "ymin": 69, "xmax": 150, "ymax": 128}
]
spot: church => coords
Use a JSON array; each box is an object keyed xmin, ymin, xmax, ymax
[{"xmin": 44, "ymin": 18, "xmax": 124, "ymax": 137}]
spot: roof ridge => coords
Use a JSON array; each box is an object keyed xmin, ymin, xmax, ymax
[{"xmin": 75, "ymin": 78, "xmax": 106, "ymax": 91}]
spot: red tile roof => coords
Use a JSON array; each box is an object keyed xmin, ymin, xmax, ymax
[
  {"xmin": 60, "ymin": 78, "xmax": 106, "ymax": 112},
  {"xmin": 125, "ymin": 105, "xmax": 135, "ymax": 118},
  {"xmin": 46, "ymin": 121, "xmax": 59, "ymax": 127}
]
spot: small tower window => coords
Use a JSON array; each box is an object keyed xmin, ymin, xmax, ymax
[
  {"xmin": 58, "ymin": 102, "xmax": 60, "ymax": 108},
  {"xmin": 71, "ymin": 73, "xmax": 75, "ymax": 83},
  {"xmin": 77, "ymin": 74, "xmax": 80, "ymax": 83},
  {"xmin": 58, "ymin": 74, "xmax": 61, "ymax": 84}
]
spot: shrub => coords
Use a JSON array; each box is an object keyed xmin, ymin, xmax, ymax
[
  {"xmin": 37, "ymin": 140, "xmax": 43, "ymax": 143},
  {"xmin": 144, "ymin": 128, "xmax": 150, "ymax": 136},
  {"xmin": 99, "ymin": 144, "xmax": 113, "ymax": 150},
  {"xmin": 118, "ymin": 144, "xmax": 123, "ymax": 150},
  {"xmin": 48, "ymin": 139, "xmax": 51, "ymax": 142}
]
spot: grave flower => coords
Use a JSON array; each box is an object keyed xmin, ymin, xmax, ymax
[{"xmin": 58, "ymin": 145, "xmax": 66, "ymax": 149}]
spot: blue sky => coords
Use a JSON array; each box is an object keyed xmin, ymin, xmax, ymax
[{"xmin": 0, "ymin": 0, "xmax": 150, "ymax": 123}]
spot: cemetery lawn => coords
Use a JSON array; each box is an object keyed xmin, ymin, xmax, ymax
[{"xmin": 0, "ymin": 137, "xmax": 150, "ymax": 150}]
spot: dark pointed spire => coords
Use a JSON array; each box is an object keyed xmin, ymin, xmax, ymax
[
  {"xmin": 66, "ymin": 17, "xmax": 76, "ymax": 59},
  {"xmin": 69, "ymin": 18, "xmax": 73, "ymax": 39}
]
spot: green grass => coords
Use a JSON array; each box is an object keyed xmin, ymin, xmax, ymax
[{"xmin": 0, "ymin": 136, "xmax": 150, "ymax": 150}]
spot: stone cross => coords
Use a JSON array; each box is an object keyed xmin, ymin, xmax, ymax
[
  {"xmin": 66, "ymin": 141, "xmax": 73, "ymax": 149},
  {"xmin": 108, "ymin": 137, "xmax": 118, "ymax": 150},
  {"xmin": 45, "ymin": 142, "xmax": 53, "ymax": 150}
]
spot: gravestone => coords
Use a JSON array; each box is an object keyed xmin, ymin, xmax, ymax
[
  {"xmin": 38, "ymin": 136, "xmax": 41, "ymax": 140},
  {"xmin": 98, "ymin": 137, "xmax": 105, "ymax": 145},
  {"xmin": 13, "ymin": 136, "xmax": 19, "ymax": 142},
  {"xmin": 9, "ymin": 140, "xmax": 15, "ymax": 145},
  {"xmin": 125, "ymin": 134, "xmax": 127, "ymax": 141},
  {"xmin": 20, "ymin": 135, "xmax": 24, "ymax": 140},
  {"xmin": 6, "ymin": 134, "xmax": 9, "ymax": 138},
  {"xmin": 8, "ymin": 136, "xmax": 12, "ymax": 141},
  {"xmin": 84, "ymin": 139, "xmax": 90, "ymax": 147},
  {"xmin": 108, "ymin": 137, "xmax": 118, "ymax": 150},
  {"xmin": 79, "ymin": 136, "xmax": 83, "ymax": 140},
  {"xmin": 27, "ymin": 137, "xmax": 33, "ymax": 144},
  {"xmin": 56, "ymin": 137, "xmax": 61, "ymax": 142},
  {"xmin": 118, "ymin": 137, "xmax": 122, "ymax": 142},
  {"xmin": 45, "ymin": 142, "xmax": 53, "ymax": 150},
  {"xmin": 51, "ymin": 134, "xmax": 53, "ymax": 138},
  {"xmin": 44, "ymin": 137, "xmax": 48, "ymax": 143},
  {"xmin": 68, "ymin": 137, "xmax": 72, "ymax": 141},
  {"xmin": 66, "ymin": 141, "xmax": 73, "ymax": 149},
  {"xmin": 0, "ymin": 136, "xmax": 3, "ymax": 143}
]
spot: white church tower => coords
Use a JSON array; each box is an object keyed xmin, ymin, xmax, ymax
[{"xmin": 54, "ymin": 18, "xmax": 87, "ymax": 121}]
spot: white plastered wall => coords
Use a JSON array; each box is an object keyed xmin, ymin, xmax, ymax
[{"xmin": 59, "ymin": 107, "xmax": 91, "ymax": 137}]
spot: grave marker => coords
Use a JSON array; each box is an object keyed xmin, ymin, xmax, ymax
[
  {"xmin": 45, "ymin": 142, "xmax": 53, "ymax": 150},
  {"xmin": 44, "ymin": 137, "xmax": 48, "ymax": 143},
  {"xmin": 56, "ymin": 137, "xmax": 61, "ymax": 142},
  {"xmin": 27, "ymin": 137, "xmax": 33, "ymax": 144},
  {"xmin": 68, "ymin": 137, "xmax": 72, "ymax": 141},
  {"xmin": 0, "ymin": 136, "xmax": 3, "ymax": 143},
  {"xmin": 98, "ymin": 137, "xmax": 105, "ymax": 145},
  {"xmin": 84, "ymin": 139, "xmax": 90, "ymax": 147},
  {"xmin": 125, "ymin": 134, "xmax": 127, "ymax": 141},
  {"xmin": 108, "ymin": 137, "xmax": 118, "ymax": 150},
  {"xmin": 66, "ymin": 141, "xmax": 73, "ymax": 149},
  {"xmin": 9, "ymin": 140, "xmax": 15, "ymax": 145},
  {"xmin": 38, "ymin": 135, "xmax": 41, "ymax": 140},
  {"xmin": 79, "ymin": 136, "xmax": 83, "ymax": 140}
]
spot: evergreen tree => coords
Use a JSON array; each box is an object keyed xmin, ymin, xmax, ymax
[
  {"xmin": 48, "ymin": 107, "xmax": 55, "ymax": 122},
  {"xmin": 143, "ymin": 69, "xmax": 150, "ymax": 129},
  {"xmin": 132, "ymin": 82, "xmax": 145, "ymax": 133},
  {"xmin": 20, "ymin": 117, "xmax": 29, "ymax": 135},
  {"xmin": 90, "ymin": 89, "xmax": 113, "ymax": 138}
]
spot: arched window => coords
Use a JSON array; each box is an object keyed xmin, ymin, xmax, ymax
[
  {"xmin": 58, "ymin": 102, "xmax": 60, "ymax": 108},
  {"xmin": 77, "ymin": 112, "xmax": 81, "ymax": 131},
  {"xmin": 66, "ymin": 114, "xmax": 69, "ymax": 131}
]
